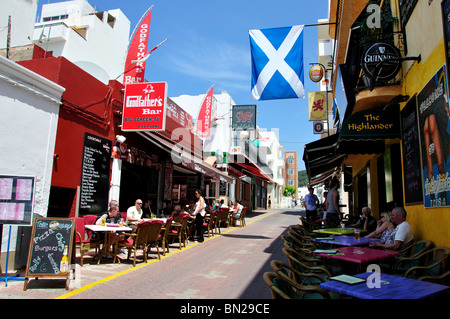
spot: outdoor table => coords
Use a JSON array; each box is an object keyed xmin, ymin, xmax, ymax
[
  {"xmin": 313, "ymin": 228, "xmax": 366, "ymax": 235},
  {"xmin": 313, "ymin": 246, "xmax": 399, "ymax": 273},
  {"xmin": 314, "ymin": 235, "xmax": 381, "ymax": 246},
  {"xmin": 85, "ymin": 224, "xmax": 132, "ymax": 264},
  {"xmin": 320, "ymin": 272, "xmax": 450, "ymax": 299}
]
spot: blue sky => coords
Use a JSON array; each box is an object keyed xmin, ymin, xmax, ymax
[{"xmin": 38, "ymin": 0, "xmax": 330, "ymax": 170}]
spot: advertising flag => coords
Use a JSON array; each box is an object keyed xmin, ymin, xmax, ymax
[
  {"xmin": 122, "ymin": 82, "xmax": 167, "ymax": 131},
  {"xmin": 123, "ymin": 6, "xmax": 153, "ymax": 85},
  {"xmin": 249, "ymin": 25, "xmax": 304, "ymax": 101},
  {"xmin": 308, "ymin": 91, "xmax": 327, "ymax": 121},
  {"xmin": 196, "ymin": 86, "xmax": 214, "ymax": 138}
]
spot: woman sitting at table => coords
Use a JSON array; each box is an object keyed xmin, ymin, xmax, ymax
[{"xmin": 365, "ymin": 211, "xmax": 394, "ymax": 243}]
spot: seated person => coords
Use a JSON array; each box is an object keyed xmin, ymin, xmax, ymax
[
  {"xmin": 231, "ymin": 200, "xmax": 244, "ymax": 225},
  {"xmin": 126, "ymin": 199, "xmax": 144, "ymax": 231},
  {"xmin": 212, "ymin": 199, "xmax": 220, "ymax": 211},
  {"xmin": 162, "ymin": 201, "xmax": 173, "ymax": 217},
  {"xmin": 218, "ymin": 199, "xmax": 228, "ymax": 209},
  {"xmin": 370, "ymin": 207, "xmax": 414, "ymax": 254},
  {"xmin": 365, "ymin": 211, "xmax": 394, "ymax": 243},
  {"xmin": 94, "ymin": 205, "xmax": 123, "ymax": 246},
  {"xmin": 351, "ymin": 207, "xmax": 377, "ymax": 233},
  {"xmin": 141, "ymin": 199, "xmax": 152, "ymax": 218}
]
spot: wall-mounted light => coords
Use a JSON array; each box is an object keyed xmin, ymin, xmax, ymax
[{"xmin": 116, "ymin": 135, "xmax": 126, "ymax": 143}]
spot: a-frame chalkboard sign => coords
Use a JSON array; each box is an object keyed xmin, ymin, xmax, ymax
[{"xmin": 24, "ymin": 217, "xmax": 75, "ymax": 290}]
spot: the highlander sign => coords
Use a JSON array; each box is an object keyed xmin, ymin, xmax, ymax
[
  {"xmin": 361, "ymin": 42, "xmax": 401, "ymax": 82},
  {"xmin": 122, "ymin": 82, "xmax": 167, "ymax": 131}
]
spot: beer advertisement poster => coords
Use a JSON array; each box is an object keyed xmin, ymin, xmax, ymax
[
  {"xmin": 232, "ymin": 105, "xmax": 257, "ymax": 130},
  {"xmin": 417, "ymin": 65, "xmax": 450, "ymax": 208},
  {"xmin": 122, "ymin": 82, "xmax": 167, "ymax": 131}
]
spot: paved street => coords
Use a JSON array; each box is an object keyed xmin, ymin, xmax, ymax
[{"xmin": 0, "ymin": 208, "xmax": 303, "ymax": 300}]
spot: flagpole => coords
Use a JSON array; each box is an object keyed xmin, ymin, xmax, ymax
[
  {"xmin": 117, "ymin": 38, "xmax": 168, "ymax": 81},
  {"xmin": 127, "ymin": 5, "xmax": 154, "ymax": 49}
]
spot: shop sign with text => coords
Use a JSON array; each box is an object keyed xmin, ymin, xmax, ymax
[{"xmin": 122, "ymin": 82, "xmax": 167, "ymax": 131}]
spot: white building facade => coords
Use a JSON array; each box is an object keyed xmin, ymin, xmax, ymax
[
  {"xmin": 32, "ymin": 0, "xmax": 130, "ymax": 84},
  {"xmin": 0, "ymin": 55, "xmax": 65, "ymax": 268}
]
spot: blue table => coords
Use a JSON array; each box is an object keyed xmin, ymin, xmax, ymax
[
  {"xmin": 320, "ymin": 272, "xmax": 450, "ymax": 299},
  {"xmin": 314, "ymin": 235, "xmax": 381, "ymax": 246}
]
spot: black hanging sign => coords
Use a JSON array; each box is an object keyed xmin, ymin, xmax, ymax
[
  {"xmin": 361, "ymin": 42, "xmax": 401, "ymax": 83},
  {"xmin": 232, "ymin": 105, "xmax": 257, "ymax": 130}
]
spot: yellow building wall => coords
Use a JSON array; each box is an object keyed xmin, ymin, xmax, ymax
[{"xmin": 402, "ymin": 39, "xmax": 450, "ymax": 248}]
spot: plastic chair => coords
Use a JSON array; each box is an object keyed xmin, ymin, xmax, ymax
[
  {"xmin": 74, "ymin": 217, "xmax": 100, "ymax": 266},
  {"xmin": 145, "ymin": 220, "xmax": 164, "ymax": 260}
]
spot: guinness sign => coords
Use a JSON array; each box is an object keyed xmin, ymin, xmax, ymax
[{"xmin": 361, "ymin": 42, "xmax": 401, "ymax": 82}]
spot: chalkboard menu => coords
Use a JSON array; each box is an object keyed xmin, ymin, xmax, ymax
[
  {"xmin": 400, "ymin": 96, "xmax": 423, "ymax": 205},
  {"xmin": 24, "ymin": 217, "xmax": 75, "ymax": 290},
  {"xmin": 79, "ymin": 132, "xmax": 112, "ymax": 215}
]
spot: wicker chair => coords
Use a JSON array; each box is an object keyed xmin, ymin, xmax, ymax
[
  {"xmin": 158, "ymin": 217, "xmax": 173, "ymax": 256},
  {"xmin": 114, "ymin": 220, "xmax": 162, "ymax": 266},
  {"xmin": 168, "ymin": 215, "xmax": 189, "ymax": 249},
  {"xmin": 74, "ymin": 217, "xmax": 100, "ymax": 266},
  {"xmin": 404, "ymin": 247, "xmax": 450, "ymax": 283},
  {"xmin": 215, "ymin": 208, "xmax": 230, "ymax": 233}
]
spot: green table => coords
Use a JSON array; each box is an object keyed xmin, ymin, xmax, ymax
[{"xmin": 313, "ymin": 228, "xmax": 366, "ymax": 235}]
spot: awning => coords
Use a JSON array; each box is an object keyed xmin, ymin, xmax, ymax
[
  {"xmin": 229, "ymin": 154, "xmax": 275, "ymax": 184},
  {"xmin": 337, "ymin": 105, "xmax": 401, "ymax": 154},
  {"xmin": 138, "ymin": 131, "xmax": 234, "ymax": 184},
  {"xmin": 303, "ymin": 134, "xmax": 345, "ymax": 180},
  {"xmin": 309, "ymin": 168, "xmax": 339, "ymax": 187}
]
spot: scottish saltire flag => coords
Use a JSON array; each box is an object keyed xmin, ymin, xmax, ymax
[{"xmin": 249, "ymin": 25, "xmax": 305, "ymax": 101}]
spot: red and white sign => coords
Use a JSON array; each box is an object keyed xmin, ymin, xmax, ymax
[
  {"xmin": 196, "ymin": 86, "xmax": 214, "ymax": 138},
  {"xmin": 122, "ymin": 82, "xmax": 167, "ymax": 131},
  {"xmin": 123, "ymin": 7, "xmax": 153, "ymax": 85}
]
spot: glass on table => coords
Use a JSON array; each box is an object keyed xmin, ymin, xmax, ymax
[{"xmin": 354, "ymin": 228, "xmax": 360, "ymax": 240}]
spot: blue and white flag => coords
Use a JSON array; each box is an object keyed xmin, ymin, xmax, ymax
[{"xmin": 249, "ymin": 25, "xmax": 304, "ymax": 101}]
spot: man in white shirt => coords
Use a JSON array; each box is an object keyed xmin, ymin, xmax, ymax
[
  {"xmin": 371, "ymin": 207, "xmax": 414, "ymax": 251},
  {"xmin": 126, "ymin": 199, "xmax": 144, "ymax": 231}
]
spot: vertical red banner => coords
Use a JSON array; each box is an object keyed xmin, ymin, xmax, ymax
[
  {"xmin": 123, "ymin": 7, "xmax": 152, "ymax": 85},
  {"xmin": 122, "ymin": 82, "xmax": 167, "ymax": 131},
  {"xmin": 196, "ymin": 86, "xmax": 214, "ymax": 138}
]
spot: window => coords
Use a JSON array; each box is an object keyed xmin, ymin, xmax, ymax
[
  {"xmin": 43, "ymin": 14, "xmax": 68, "ymax": 22},
  {"xmin": 287, "ymin": 156, "xmax": 294, "ymax": 164},
  {"xmin": 287, "ymin": 168, "xmax": 294, "ymax": 175},
  {"xmin": 287, "ymin": 179, "xmax": 294, "ymax": 186}
]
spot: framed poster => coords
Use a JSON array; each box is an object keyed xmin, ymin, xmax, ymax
[
  {"xmin": 417, "ymin": 65, "xmax": 450, "ymax": 208},
  {"xmin": 0, "ymin": 175, "xmax": 35, "ymax": 226}
]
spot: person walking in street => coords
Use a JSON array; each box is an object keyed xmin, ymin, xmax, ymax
[{"xmin": 303, "ymin": 187, "xmax": 319, "ymax": 221}]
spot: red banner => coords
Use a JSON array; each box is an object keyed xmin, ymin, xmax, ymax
[
  {"xmin": 196, "ymin": 86, "xmax": 214, "ymax": 138},
  {"xmin": 123, "ymin": 7, "xmax": 152, "ymax": 85},
  {"xmin": 122, "ymin": 82, "xmax": 167, "ymax": 131}
]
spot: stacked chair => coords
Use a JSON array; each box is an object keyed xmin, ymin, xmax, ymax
[
  {"xmin": 264, "ymin": 215, "xmax": 450, "ymax": 299},
  {"xmin": 263, "ymin": 218, "xmax": 342, "ymax": 300}
]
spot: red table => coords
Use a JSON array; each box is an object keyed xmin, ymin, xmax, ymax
[{"xmin": 314, "ymin": 246, "xmax": 399, "ymax": 273}]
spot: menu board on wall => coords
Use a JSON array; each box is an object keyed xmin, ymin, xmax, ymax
[
  {"xmin": 400, "ymin": 96, "xmax": 423, "ymax": 205},
  {"xmin": 0, "ymin": 175, "xmax": 35, "ymax": 226},
  {"xmin": 79, "ymin": 133, "xmax": 112, "ymax": 216}
]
